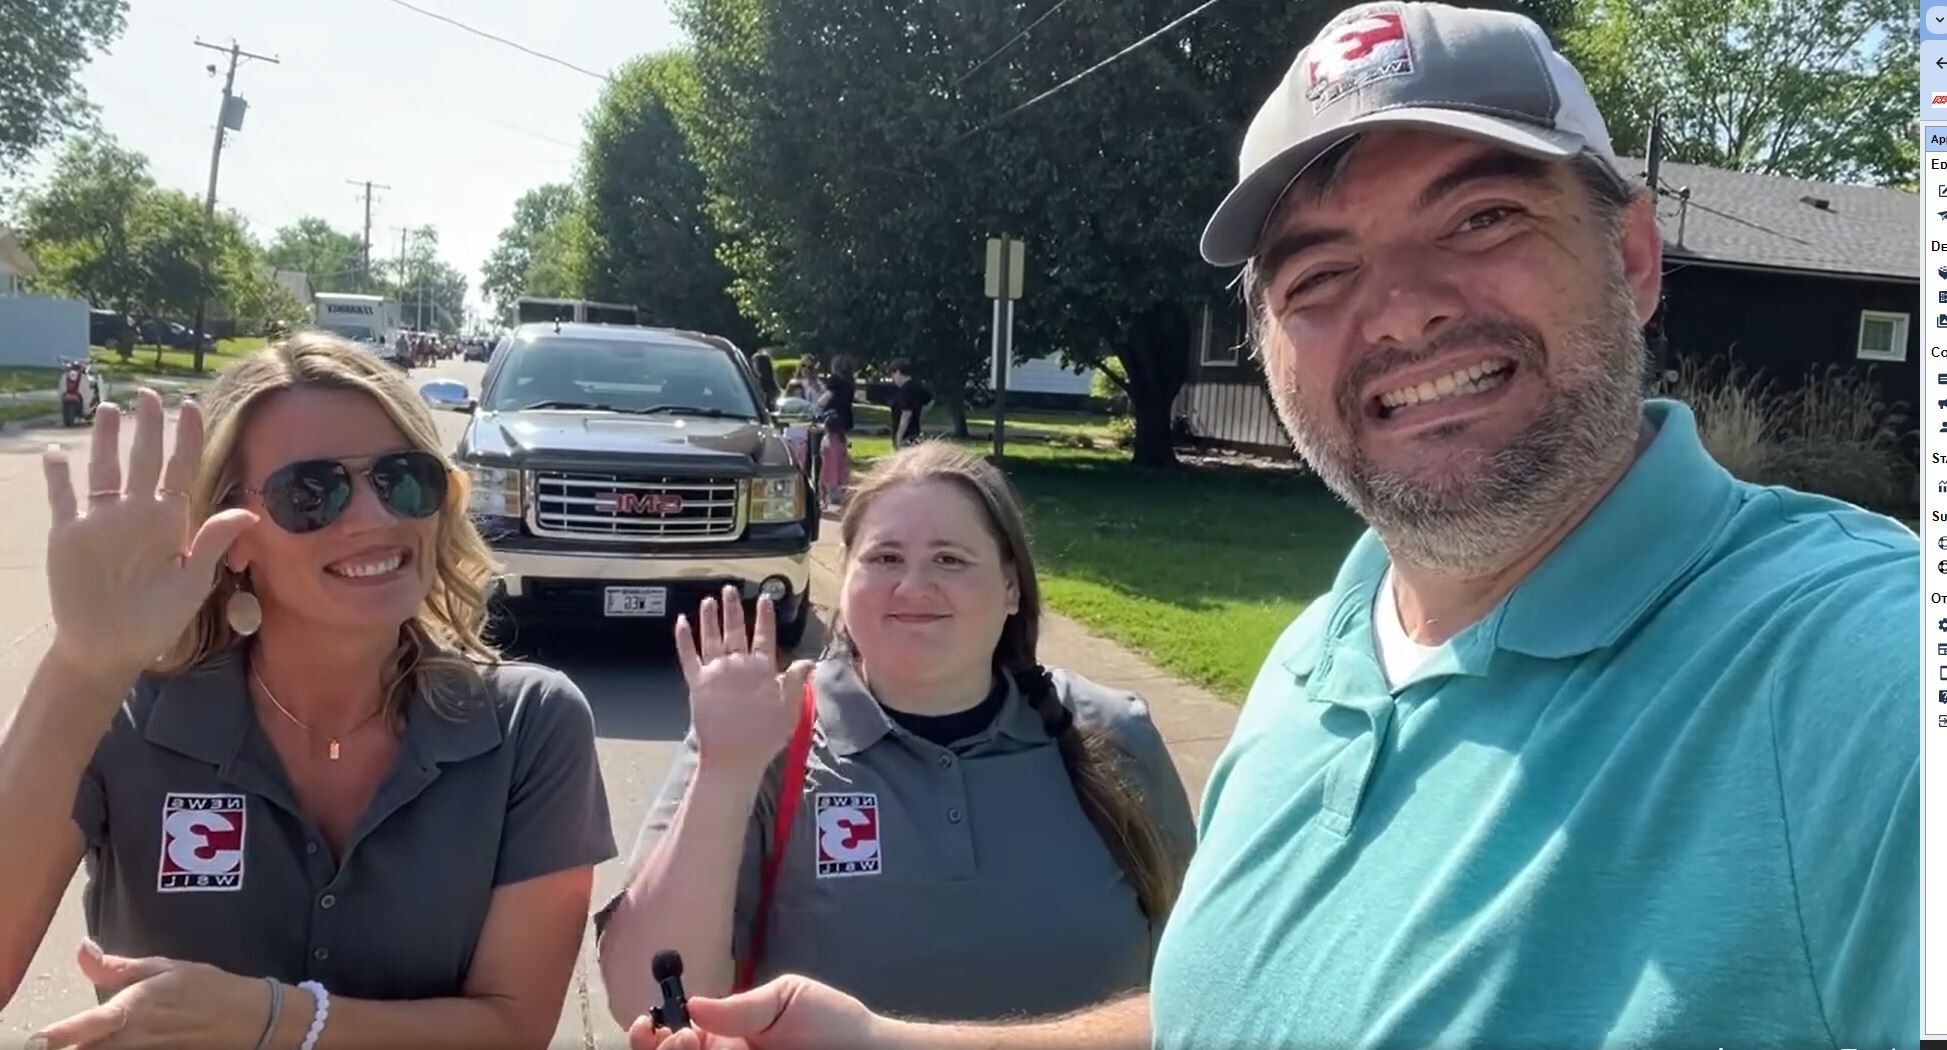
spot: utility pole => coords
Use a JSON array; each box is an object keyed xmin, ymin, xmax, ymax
[
  {"xmin": 346, "ymin": 179, "xmax": 390, "ymax": 292},
  {"xmin": 391, "ymin": 226, "xmax": 411, "ymax": 329},
  {"xmin": 189, "ymin": 38, "xmax": 279, "ymax": 373}
]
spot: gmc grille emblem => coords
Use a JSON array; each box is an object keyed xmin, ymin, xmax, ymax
[{"xmin": 596, "ymin": 492, "xmax": 685, "ymax": 516}]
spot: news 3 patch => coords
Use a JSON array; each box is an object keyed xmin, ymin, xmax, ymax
[
  {"xmin": 156, "ymin": 792, "xmax": 247, "ymax": 892},
  {"xmin": 814, "ymin": 792, "xmax": 882, "ymax": 878}
]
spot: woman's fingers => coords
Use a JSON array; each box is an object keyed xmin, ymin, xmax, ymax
[
  {"xmin": 85, "ymin": 403, "xmax": 122, "ymax": 500},
  {"xmin": 749, "ymin": 595, "xmax": 776, "ymax": 664},
  {"xmin": 674, "ymin": 615, "xmax": 702, "ymax": 686},
  {"xmin": 123, "ymin": 389, "xmax": 165, "ymax": 498},
  {"xmin": 720, "ymin": 584, "xmax": 747, "ymax": 654},
  {"xmin": 43, "ymin": 445, "xmax": 77, "ymax": 524},
  {"xmin": 160, "ymin": 398, "xmax": 205, "ymax": 500},
  {"xmin": 698, "ymin": 596, "xmax": 724, "ymax": 663},
  {"xmin": 26, "ymin": 998, "xmax": 128, "ymax": 1049}
]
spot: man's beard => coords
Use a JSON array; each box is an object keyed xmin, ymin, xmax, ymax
[{"xmin": 1267, "ymin": 275, "xmax": 1647, "ymax": 574}]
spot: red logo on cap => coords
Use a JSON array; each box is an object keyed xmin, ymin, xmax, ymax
[{"xmin": 1305, "ymin": 9, "xmax": 1415, "ymax": 112}]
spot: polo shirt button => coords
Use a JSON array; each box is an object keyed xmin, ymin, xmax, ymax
[
  {"xmin": 319, "ymin": 894, "xmax": 336, "ymax": 910},
  {"xmin": 313, "ymin": 948, "xmax": 329, "ymax": 962},
  {"xmin": 937, "ymin": 753, "xmax": 953, "ymax": 769},
  {"xmin": 947, "ymin": 807, "xmax": 963, "ymax": 823},
  {"xmin": 305, "ymin": 842, "xmax": 319, "ymax": 856}
]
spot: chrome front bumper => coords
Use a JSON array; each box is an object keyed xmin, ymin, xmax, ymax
[{"xmin": 490, "ymin": 548, "xmax": 811, "ymax": 598}]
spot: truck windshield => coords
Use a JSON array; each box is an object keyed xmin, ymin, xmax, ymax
[{"xmin": 488, "ymin": 337, "xmax": 760, "ymax": 419}]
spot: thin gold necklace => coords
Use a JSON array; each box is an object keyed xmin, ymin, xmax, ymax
[{"xmin": 251, "ymin": 667, "xmax": 386, "ymax": 761}]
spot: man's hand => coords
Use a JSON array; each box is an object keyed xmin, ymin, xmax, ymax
[{"xmin": 627, "ymin": 975, "xmax": 885, "ymax": 1050}]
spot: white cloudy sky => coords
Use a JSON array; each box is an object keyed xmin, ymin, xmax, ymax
[{"xmin": 20, "ymin": 0, "xmax": 684, "ymax": 318}]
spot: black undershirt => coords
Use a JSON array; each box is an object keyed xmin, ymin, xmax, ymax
[{"xmin": 882, "ymin": 671, "xmax": 1010, "ymax": 747}]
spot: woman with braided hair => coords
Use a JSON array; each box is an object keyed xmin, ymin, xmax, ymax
[{"xmin": 597, "ymin": 440, "xmax": 1195, "ymax": 1030}]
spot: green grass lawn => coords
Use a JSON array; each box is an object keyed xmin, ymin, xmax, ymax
[
  {"xmin": 845, "ymin": 436, "xmax": 1364, "ymax": 701},
  {"xmin": 89, "ymin": 337, "xmax": 263, "ymax": 380},
  {"xmin": 0, "ymin": 399, "xmax": 58, "ymax": 424}
]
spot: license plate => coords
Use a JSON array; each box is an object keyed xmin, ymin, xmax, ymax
[{"xmin": 604, "ymin": 586, "xmax": 667, "ymax": 618}]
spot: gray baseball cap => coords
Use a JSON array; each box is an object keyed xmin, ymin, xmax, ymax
[{"xmin": 1200, "ymin": 1, "xmax": 1624, "ymax": 267}]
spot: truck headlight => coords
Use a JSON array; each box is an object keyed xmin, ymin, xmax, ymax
[
  {"xmin": 748, "ymin": 473, "xmax": 803, "ymax": 523},
  {"xmin": 466, "ymin": 464, "xmax": 522, "ymax": 518}
]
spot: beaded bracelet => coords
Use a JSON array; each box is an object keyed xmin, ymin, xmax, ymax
[{"xmin": 297, "ymin": 980, "xmax": 330, "ymax": 1050}]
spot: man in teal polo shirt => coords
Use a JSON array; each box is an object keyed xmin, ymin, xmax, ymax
[{"xmin": 627, "ymin": 4, "xmax": 1918, "ymax": 1049}]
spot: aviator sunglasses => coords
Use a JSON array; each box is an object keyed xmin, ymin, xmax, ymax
[{"xmin": 238, "ymin": 450, "xmax": 450, "ymax": 535}]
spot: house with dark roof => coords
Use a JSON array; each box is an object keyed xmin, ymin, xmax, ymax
[
  {"xmin": 1170, "ymin": 157, "xmax": 1919, "ymax": 458},
  {"xmin": 1638, "ymin": 158, "xmax": 1918, "ymax": 434}
]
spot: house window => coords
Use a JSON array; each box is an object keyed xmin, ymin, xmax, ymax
[
  {"xmin": 1855, "ymin": 310, "xmax": 1908, "ymax": 363},
  {"xmin": 1199, "ymin": 303, "xmax": 1243, "ymax": 366}
]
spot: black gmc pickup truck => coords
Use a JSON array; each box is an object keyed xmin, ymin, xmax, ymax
[{"xmin": 432, "ymin": 322, "xmax": 819, "ymax": 647}]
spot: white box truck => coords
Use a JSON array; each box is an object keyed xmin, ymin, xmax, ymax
[{"xmin": 312, "ymin": 293, "xmax": 401, "ymax": 347}]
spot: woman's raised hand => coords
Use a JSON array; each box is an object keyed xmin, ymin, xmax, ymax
[
  {"xmin": 41, "ymin": 391, "xmax": 258, "ymax": 683},
  {"xmin": 675, "ymin": 586, "xmax": 815, "ymax": 776}
]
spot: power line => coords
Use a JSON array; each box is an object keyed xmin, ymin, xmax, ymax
[
  {"xmin": 947, "ymin": 0, "xmax": 1230, "ymax": 147},
  {"xmin": 1652, "ymin": 177, "xmax": 1810, "ymax": 246},
  {"xmin": 951, "ymin": 0, "xmax": 1087, "ymax": 87},
  {"xmin": 378, "ymin": 0, "xmax": 611, "ymax": 82}
]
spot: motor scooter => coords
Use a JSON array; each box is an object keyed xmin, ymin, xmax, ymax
[{"xmin": 59, "ymin": 358, "xmax": 102, "ymax": 427}]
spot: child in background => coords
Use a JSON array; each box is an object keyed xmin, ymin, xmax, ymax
[{"xmin": 780, "ymin": 379, "xmax": 813, "ymax": 470}]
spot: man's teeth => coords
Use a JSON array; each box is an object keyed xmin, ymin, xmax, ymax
[
  {"xmin": 1378, "ymin": 363, "xmax": 1512, "ymax": 411},
  {"xmin": 330, "ymin": 553, "xmax": 404, "ymax": 578}
]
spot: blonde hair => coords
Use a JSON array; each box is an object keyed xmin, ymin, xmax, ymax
[
  {"xmin": 834, "ymin": 441, "xmax": 1180, "ymax": 923},
  {"xmin": 155, "ymin": 330, "xmax": 499, "ymax": 715}
]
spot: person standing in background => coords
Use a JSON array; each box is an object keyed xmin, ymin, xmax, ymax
[
  {"xmin": 887, "ymin": 360, "xmax": 931, "ymax": 448},
  {"xmin": 751, "ymin": 351, "xmax": 782, "ymax": 409},
  {"xmin": 818, "ymin": 356, "xmax": 857, "ymax": 508},
  {"xmin": 796, "ymin": 355, "xmax": 829, "ymax": 408}
]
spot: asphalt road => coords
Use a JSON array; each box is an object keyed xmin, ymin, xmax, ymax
[{"xmin": 0, "ymin": 358, "xmax": 736, "ymax": 1048}]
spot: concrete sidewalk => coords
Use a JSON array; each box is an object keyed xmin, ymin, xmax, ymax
[{"xmin": 805, "ymin": 517, "xmax": 1239, "ymax": 808}]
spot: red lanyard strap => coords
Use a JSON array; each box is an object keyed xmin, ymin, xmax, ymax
[{"xmin": 735, "ymin": 680, "xmax": 817, "ymax": 993}]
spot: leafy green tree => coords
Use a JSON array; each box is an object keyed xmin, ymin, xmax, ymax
[
  {"xmin": 481, "ymin": 183, "xmax": 584, "ymax": 323},
  {"xmin": 17, "ymin": 132, "xmax": 152, "ymax": 316},
  {"xmin": 1562, "ymin": 0, "xmax": 1916, "ymax": 184},
  {"xmin": 580, "ymin": 53, "xmax": 753, "ymax": 345},
  {"xmin": 525, "ymin": 205, "xmax": 591, "ymax": 303},
  {"xmin": 130, "ymin": 189, "xmax": 213, "ymax": 322},
  {"xmin": 676, "ymin": 0, "xmax": 1571, "ymax": 464},
  {"xmin": 0, "ymin": 0, "xmax": 127, "ymax": 173},
  {"xmin": 267, "ymin": 217, "xmax": 368, "ymax": 293},
  {"xmin": 384, "ymin": 229, "xmax": 468, "ymax": 334}
]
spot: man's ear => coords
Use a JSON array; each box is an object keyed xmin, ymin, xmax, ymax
[{"xmin": 1618, "ymin": 191, "xmax": 1664, "ymax": 325}]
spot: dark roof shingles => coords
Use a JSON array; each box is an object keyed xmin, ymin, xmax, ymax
[{"xmin": 1615, "ymin": 157, "xmax": 1917, "ymax": 281}]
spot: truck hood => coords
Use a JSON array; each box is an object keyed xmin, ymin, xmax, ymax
[{"xmin": 464, "ymin": 410, "xmax": 790, "ymax": 473}]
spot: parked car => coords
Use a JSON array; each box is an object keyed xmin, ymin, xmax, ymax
[
  {"xmin": 88, "ymin": 309, "xmax": 132, "ymax": 349},
  {"xmin": 136, "ymin": 319, "xmax": 213, "ymax": 351},
  {"xmin": 435, "ymin": 322, "xmax": 819, "ymax": 646}
]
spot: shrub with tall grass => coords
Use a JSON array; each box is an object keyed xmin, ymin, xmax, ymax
[{"xmin": 1657, "ymin": 355, "xmax": 1915, "ymax": 516}]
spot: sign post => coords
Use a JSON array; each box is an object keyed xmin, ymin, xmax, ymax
[{"xmin": 984, "ymin": 236, "xmax": 1025, "ymax": 460}]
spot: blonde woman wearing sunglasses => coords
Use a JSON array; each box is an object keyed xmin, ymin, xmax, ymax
[{"xmin": 0, "ymin": 332, "xmax": 614, "ymax": 1049}]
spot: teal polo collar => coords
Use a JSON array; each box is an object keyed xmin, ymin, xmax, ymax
[
  {"xmin": 1492, "ymin": 399, "xmax": 1738, "ymax": 658},
  {"xmin": 1283, "ymin": 399, "xmax": 1739, "ymax": 689}
]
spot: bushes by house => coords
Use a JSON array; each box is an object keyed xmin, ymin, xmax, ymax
[{"xmin": 1657, "ymin": 357, "xmax": 1915, "ymax": 517}]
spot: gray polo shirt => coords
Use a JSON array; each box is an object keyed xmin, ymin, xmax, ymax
[
  {"xmin": 607, "ymin": 658, "xmax": 1196, "ymax": 1021},
  {"xmin": 71, "ymin": 648, "xmax": 616, "ymax": 1001}
]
